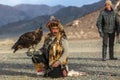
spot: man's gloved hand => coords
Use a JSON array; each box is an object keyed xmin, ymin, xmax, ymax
[
  {"xmin": 98, "ymin": 29, "xmax": 104, "ymax": 37},
  {"xmin": 116, "ymin": 31, "xmax": 119, "ymax": 36},
  {"xmin": 99, "ymin": 32, "xmax": 104, "ymax": 37}
]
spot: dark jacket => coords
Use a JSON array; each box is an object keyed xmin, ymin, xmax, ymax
[
  {"xmin": 96, "ymin": 9, "xmax": 119, "ymax": 34},
  {"xmin": 117, "ymin": 14, "xmax": 120, "ymax": 33}
]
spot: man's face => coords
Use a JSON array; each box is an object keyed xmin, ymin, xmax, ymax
[
  {"xmin": 105, "ymin": 4, "xmax": 111, "ymax": 10},
  {"xmin": 51, "ymin": 26, "xmax": 60, "ymax": 36}
]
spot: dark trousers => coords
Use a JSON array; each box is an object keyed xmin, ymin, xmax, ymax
[
  {"xmin": 102, "ymin": 32, "xmax": 115, "ymax": 59},
  {"xmin": 32, "ymin": 53, "xmax": 67, "ymax": 78}
]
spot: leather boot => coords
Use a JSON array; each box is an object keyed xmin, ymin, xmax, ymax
[
  {"xmin": 109, "ymin": 46, "xmax": 117, "ymax": 60},
  {"xmin": 102, "ymin": 46, "xmax": 107, "ymax": 61}
]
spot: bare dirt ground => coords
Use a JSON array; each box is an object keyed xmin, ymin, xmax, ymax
[{"xmin": 0, "ymin": 39, "xmax": 120, "ymax": 80}]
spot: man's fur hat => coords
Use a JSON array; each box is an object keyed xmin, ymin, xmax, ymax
[{"xmin": 46, "ymin": 16, "xmax": 64, "ymax": 32}]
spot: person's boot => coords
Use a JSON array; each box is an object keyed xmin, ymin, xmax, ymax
[
  {"xmin": 102, "ymin": 46, "xmax": 107, "ymax": 61},
  {"xmin": 109, "ymin": 46, "xmax": 117, "ymax": 60}
]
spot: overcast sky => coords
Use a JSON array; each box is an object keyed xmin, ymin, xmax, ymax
[{"xmin": 0, "ymin": 0, "xmax": 100, "ymax": 7}]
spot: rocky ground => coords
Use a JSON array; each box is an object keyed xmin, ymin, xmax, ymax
[{"xmin": 0, "ymin": 39, "xmax": 120, "ymax": 80}]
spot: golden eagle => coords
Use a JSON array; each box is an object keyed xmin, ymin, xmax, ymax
[{"xmin": 12, "ymin": 27, "xmax": 43, "ymax": 53}]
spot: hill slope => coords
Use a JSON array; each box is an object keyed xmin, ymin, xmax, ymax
[{"xmin": 65, "ymin": 9, "xmax": 102, "ymax": 40}]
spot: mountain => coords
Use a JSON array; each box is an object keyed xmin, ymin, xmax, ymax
[
  {"xmin": 0, "ymin": 4, "xmax": 28, "ymax": 27},
  {"xmin": 0, "ymin": 4, "xmax": 64, "ymax": 27},
  {"xmin": 65, "ymin": 9, "xmax": 101, "ymax": 40},
  {"xmin": 65, "ymin": 0, "xmax": 116, "ymax": 40},
  {"xmin": 53, "ymin": 0, "xmax": 104, "ymax": 24},
  {"xmin": 0, "ymin": 0, "xmax": 115, "ymax": 38},
  {"xmin": 14, "ymin": 4, "xmax": 64, "ymax": 19}
]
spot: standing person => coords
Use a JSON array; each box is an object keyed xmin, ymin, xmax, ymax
[
  {"xmin": 115, "ymin": 0, "xmax": 120, "ymax": 43},
  {"xmin": 32, "ymin": 16, "xmax": 69, "ymax": 78},
  {"xmin": 96, "ymin": 0, "xmax": 119, "ymax": 61}
]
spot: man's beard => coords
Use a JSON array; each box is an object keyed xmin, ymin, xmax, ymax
[{"xmin": 53, "ymin": 32, "xmax": 58, "ymax": 36}]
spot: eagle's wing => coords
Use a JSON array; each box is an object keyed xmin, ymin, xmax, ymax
[{"xmin": 20, "ymin": 32, "xmax": 36, "ymax": 43}]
